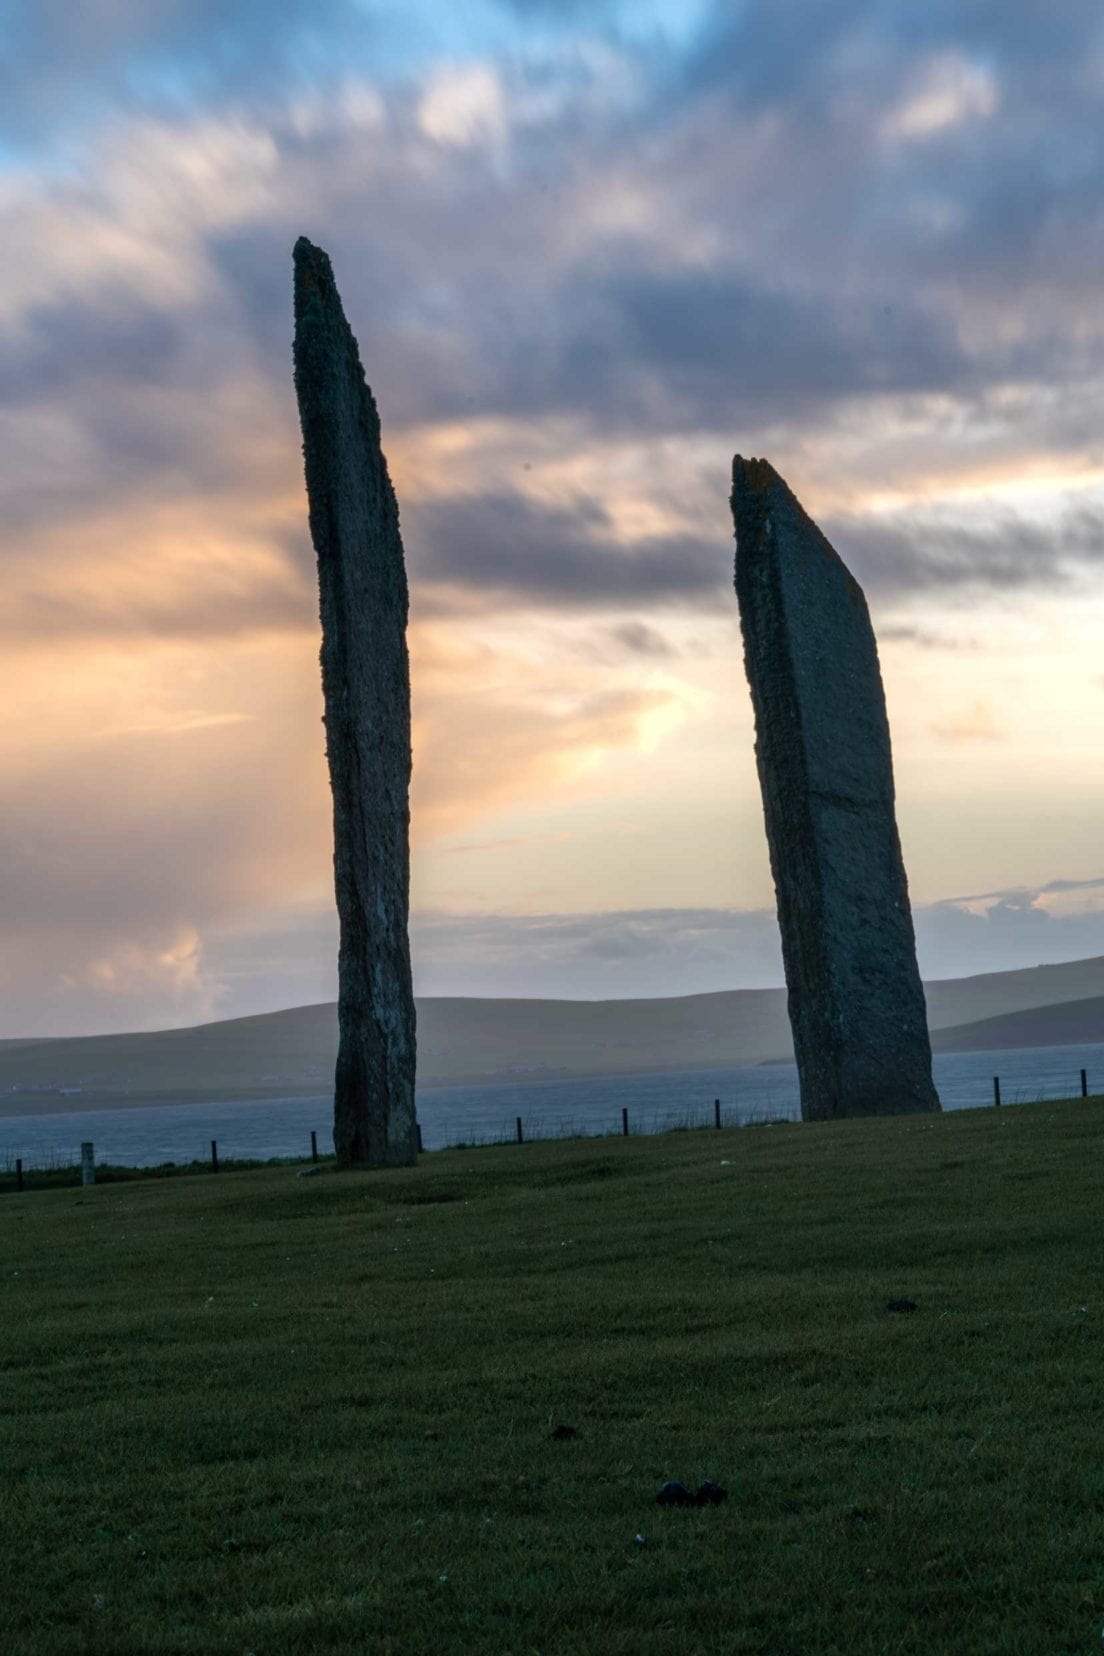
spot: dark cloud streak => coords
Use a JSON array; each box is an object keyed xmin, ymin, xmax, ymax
[
  {"xmin": 407, "ymin": 490, "xmax": 726, "ymax": 609},
  {"xmin": 830, "ymin": 501, "xmax": 1104, "ymax": 600}
]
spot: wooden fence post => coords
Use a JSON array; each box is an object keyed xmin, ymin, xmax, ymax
[
  {"xmin": 992, "ymin": 1076, "xmax": 1001, "ymax": 1108},
  {"xmin": 516, "ymin": 1117, "xmax": 524, "ymax": 1144},
  {"xmin": 211, "ymin": 1140, "xmax": 219, "ymax": 1173},
  {"xmin": 714, "ymin": 1098, "xmax": 721, "ymax": 1129},
  {"xmin": 81, "ymin": 1142, "xmax": 95, "ymax": 1186},
  {"xmin": 310, "ymin": 1130, "xmax": 319, "ymax": 1163},
  {"xmin": 1081, "ymin": 1069, "xmax": 1088, "ymax": 1099}
]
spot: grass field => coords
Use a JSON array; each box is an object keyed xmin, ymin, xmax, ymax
[{"xmin": 3, "ymin": 1100, "xmax": 1104, "ymax": 1654}]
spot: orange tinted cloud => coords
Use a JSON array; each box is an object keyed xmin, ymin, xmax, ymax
[
  {"xmin": 3, "ymin": 10, "xmax": 1104, "ymax": 1032},
  {"xmin": 409, "ymin": 622, "xmax": 697, "ymax": 839},
  {"xmin": 931, "ymin": 701, "xmax": 1005, "ymax": 742}
]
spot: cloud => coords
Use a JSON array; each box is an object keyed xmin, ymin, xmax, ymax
[
  {"xmin": 92, "ymin": 710, "xmax": 257, "ymax": 738},
  {"xmin": 16, "ymin": 864, "xmax": 1104, "ymax": 1033},
  {"xmin": 5, "ymin": 5, "xmax": 1090, "ymax": 491},
  {"xmin": 495, "ymin": 0, "xmax": 616, "ymax": 15},
  {"xmin": 110, "ymin": 898, "xmax": 784, "ymax": 1028},
  {"xmin": 3, "ymin": 2, "xmax": 1104, "ymax": 1034},
  {"xmin": 0, "ymin": 626, "xmax": 333, "ymax": 1035},
  {"xmin": 0, "ymin": 506, "xmax": 315, "ymax": 643},
  {"xmin": 408, "ymin": 905, "xmax": 786, "ymax": 998},
  {"xmin": 3, "ymin": 20, "xmax": 1103, "ymax": 609},
  {"xmin": 606, "ymin": 620, "xmax": 675, "ymax": 657},
  {"xmin": 915, "ymin": 874, "xmax": 1104, "ymax": 978},
  {"xmin": 409, "ymin": 879, "xmax": 1104, "ymax": 1001},
  {"xmin": 0, "ymin": 0, "xmax": 369, "ymax": 145},
  {"xmin": 826, "ymin": 493, "xmax": 1104, "ymax": 601},
  {"xmin": 59, "ymin": 925, "xmax": 209, "ymax": 1012},
  {"xmin": 983, "ymin": 895, "xmax": 1049, "ymax": 927},
  {"xmin": 878, "ymin": 623, "xmax": 978, "ymax": 650},
  {"xmin": 0, "ymin": 295, "xmax": 182, "ymax": 407},
  {"xmin": 534, "ymin": 267, "xmax": 971, "ymax": 433},
  {"xmin": 407, "ymin": 489, "xmax": 725, "ymax": 609},
  {"xmin": 193, "ymin": 874, "xmax": 1104, "ymax": 1018},
  {"xmin": 409, "ymin": 624, "xmax": 695, "ymax": 837},
  {"xmin": 417, "ymin": 63, "xmax": 508, "ymax": 147},
  {"xmin": 0, "ymin": 597, "xmax": 710, "ymax": 1034},
  {"xmin": 931, "ymin": 701, "xmax": 1004, "ymax": 743},
  {"xmin": 882, "ymin": 51, "xmax": 999, "ymax": 142}
]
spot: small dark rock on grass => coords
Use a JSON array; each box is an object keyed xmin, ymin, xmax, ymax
[
  {"xmin": 549, "ymin": 1424, "xmax": 578, "ymax": 1440},
  {"xmin": 886, "ymin": 1298, "xmax": 918, "ymax": 1313},
  {"xmin": 657, "ymin": 1480, "xmax": 727, "ymax": 1507}
]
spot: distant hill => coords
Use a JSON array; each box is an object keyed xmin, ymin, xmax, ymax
[
  {"xmin": 7, "ymin": 952, "xmax": 1104, "ymax": 1114},
  {"xmin": 932, "ymin": 994, "xmax": 1104, "ymax": 1054},
  {"xmin": 0, "ymin": 992, "xmax": 791, "ymax": 1113},
  {"xmin": 921, "ymin": 954, "xmax": 1104, "ymax": 1029}
]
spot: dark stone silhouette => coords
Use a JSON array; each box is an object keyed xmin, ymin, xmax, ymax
[
  {"xmin": 293, "ymin": 237, "xmax": 418, "ymax": 1167},
  {"xmin": 731, "ymin": 457, "xmax": 939, "ymax": 1122}
]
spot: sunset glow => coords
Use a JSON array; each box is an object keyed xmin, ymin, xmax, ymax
[{"xmin": 4, "ymin": 1, "xmax": 1104, "ymax": 1032}]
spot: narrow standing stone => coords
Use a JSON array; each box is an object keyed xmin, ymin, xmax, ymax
[
  {"xmin": 293, "ymin": 237, "xmax": 418, "ymax": 1166},
  {"xmin": 731, "ymin": 456, "xmax": 939, "ymax": 1121}
]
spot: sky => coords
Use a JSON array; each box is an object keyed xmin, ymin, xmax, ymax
[{"xmin": 3, "ymin": 0, "xmax": 1104, "ymax": 1035}]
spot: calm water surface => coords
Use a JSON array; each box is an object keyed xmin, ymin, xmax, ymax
[{"xmin": 2, "ymin": 1040, "xmax": 1102, "ymax": 1169}]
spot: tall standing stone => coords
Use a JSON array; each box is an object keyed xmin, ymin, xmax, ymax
[
  {"xmin": 293, "ymin": 237, "xmax": 418, "ymax": 1166},
  {"xmin": 731, "ymin": 456, "xmax": 939, "ymax": 1121}
]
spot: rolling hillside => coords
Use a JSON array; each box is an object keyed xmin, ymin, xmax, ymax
[
  {"xmin": 7, "ymin": 952, "xmax": 1104, "ymax": 1114},
  {"xmin": 932, "ymin": 993, "xmax": 1104, "ymax": 1054}
]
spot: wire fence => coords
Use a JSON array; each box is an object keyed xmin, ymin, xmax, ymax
[
  {"xmin": 0, "ymin": 1064, "xmax": 1098, "ymax": 1191},
  {"xmin": 0, "ymin": 1098, "xmax": 791, "ymax": 1186}
]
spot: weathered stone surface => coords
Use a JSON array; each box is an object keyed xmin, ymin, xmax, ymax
[
  {"xmin": 731, "ymin": 456, "xmax": 939, "ymax": 1121},
  {"xmin": 293, "ymin": 237, "xmax": 418, "ymax": 1166}
]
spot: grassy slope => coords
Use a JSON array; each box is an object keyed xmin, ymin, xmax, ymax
[
  {"xmin": 0, "ymin": 994, "xmax": 792, "ymax": 1109},
  {"xmin": 3, "ymin": 1102, "xmax": 1104, "ymax": 1654},
  {"xmin": 11, "ymin": 950, "xmax": 1104, "ymax": 1113},
  {"xmin": 933, "ymin": 993, "xmax": 1104, "ymax": 1054}
]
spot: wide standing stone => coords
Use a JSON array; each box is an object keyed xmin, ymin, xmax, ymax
[
  {"xmin": 731, "ymin": 456, "xmax": 939, "ymax": 1121},
  {"xmin": 293, "ymin": 237, "xmax": 418, "ymax": 1166}
]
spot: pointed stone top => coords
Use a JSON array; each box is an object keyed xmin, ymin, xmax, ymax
[
  {"xmin": 731, "ymin": 455, "xmax": 781, "ymax": 496},
  {"xmin": 731, "ymin": 455, "xmax": 809, "ymax": 545},
  {"xmin": 293, "ymin": 235, "xmax": 381, "ymax": 462},
  {"xmin": 293, "ymin": 237, "xmax": 346, "ymax": 330},
  {"xmin": 294, "ymin": 235, "xmax": 333, "ymax": 281},
  {"xmin": 731, "ymin": 457, "xmax": 803, "ymax": 533},
  {"xmin": 731, "ymin": 453, "xmax": 853, "ymax": 581}
]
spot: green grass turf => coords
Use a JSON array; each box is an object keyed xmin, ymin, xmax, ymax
[
  {"xmin": 0, "ymin": 1156, "xmax": 333, "ymax": 1195},
  {"xmin": 3, "ymin": 1100, "xmax": 1104, "ymax": 1654}
]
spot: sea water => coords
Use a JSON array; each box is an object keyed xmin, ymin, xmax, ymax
[{"xmin": 1, "ymin": 1039, "xmax": 1102, "ymax": 1170}]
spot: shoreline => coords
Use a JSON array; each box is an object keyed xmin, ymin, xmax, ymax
[{"xmin": 0, "ymin": 1059, "xmax": 789, "ymax": 1119}]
